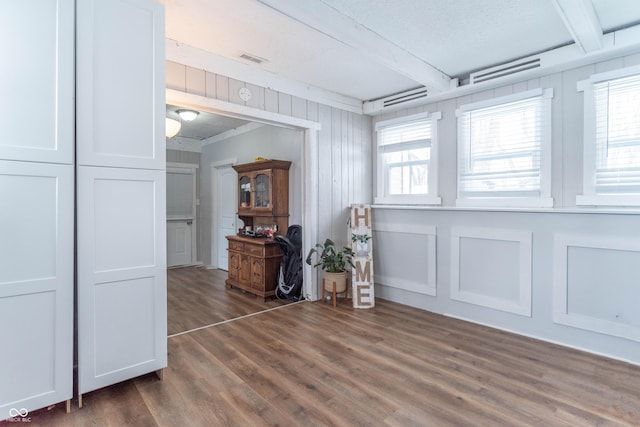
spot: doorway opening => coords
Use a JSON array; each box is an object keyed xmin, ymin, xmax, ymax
[{"xmin": 165, "ymin": 89, "xmax": 321, "ymax": 335}]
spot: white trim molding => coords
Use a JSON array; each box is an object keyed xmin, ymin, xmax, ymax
[
  {"xmin": 553, "ymin": 233, "xmax": 640, "ymax": 343},
  {"xmin": 372, "ymin": 222, "xmax": 437, "ymax": 296},
  {"xmin": 450, "ymin": 226, "xmax": 532, "ymax": 316}
]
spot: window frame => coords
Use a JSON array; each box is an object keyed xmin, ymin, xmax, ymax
[
  {"xmin": 374, "ymin": 111, "xmax": 442, "ymax": 206},
  {"xmin": 455, "ymin": 88, "xmax": 554, "ymax": 208},
  {"xmin": 576, "ymin": 64, "xmax": 640, "ymax": 207}
]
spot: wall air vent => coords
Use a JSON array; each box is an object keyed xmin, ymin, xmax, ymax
[
  {"xmin": 470, "ymin": 57, "xmax": 542, "ymax": 84},
  {"xmin": 239, "ymin": 52, "xmax": 266, "ymax": 64},
  {"xmin": 382, "ymin": 87, "xmax": 428, "ymax": 108},
  {"xmin": 363, "ymin": 87, "xmax": 429, "ymax": 115}
]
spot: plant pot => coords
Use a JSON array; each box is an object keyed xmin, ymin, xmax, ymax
[{"xmin": 323, "ymin": 271, "xmax": 347, "ymax": 293}]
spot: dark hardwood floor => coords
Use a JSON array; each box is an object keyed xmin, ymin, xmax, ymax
[{"xmin": 9, "ymin": 268, "xmax": 640, "ymax": 426}]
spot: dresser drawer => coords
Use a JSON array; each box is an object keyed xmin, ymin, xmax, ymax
[
  {"xmin": 229, "ymin": 240, "xmax": 244, "ymax": 251},
  {"xmin": 245, "ymin": 244, "xmax": 264, "ymax": 257}
]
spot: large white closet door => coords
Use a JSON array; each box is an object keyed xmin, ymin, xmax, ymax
[
  {"xmin": 0, "ymin": 162, "xmax": 74, "ymax": 415},
  {"xmin": 77, "ymin": 167, "xmax": 167, "ymax": 394},
  {"xmin": 0, "ymin": 0, "xmax": 74, "ymax": 416},
  {"xmin": 76, "ymin": 0, "xmax": 166, "ymax": 396}
]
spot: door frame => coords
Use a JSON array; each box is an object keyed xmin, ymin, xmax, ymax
[
  {"xmin": 166, "ymin": 89, "xmax": 321, "ymax": 301},
  {"xmin": 166, "ymin": 162, "xmax": 198, "ymax": 265}
]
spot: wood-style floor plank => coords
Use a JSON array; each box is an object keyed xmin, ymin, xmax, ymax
[
  {"xmin": 167, "ymin": 266, "xmax": 292, "ymax": 335},
  {"xmin": 11, "ymin": 267, "xmax": 640, "ymax": 426}
]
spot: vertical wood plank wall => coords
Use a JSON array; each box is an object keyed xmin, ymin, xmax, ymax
[{"xmin": 166, "ymin": 61, "xmax": 373, "ymax": 266}]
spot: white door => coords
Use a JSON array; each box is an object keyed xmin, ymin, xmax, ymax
[
  {"xmin": 0, "ymin": 0, "xmax": 74, "ymax": 416},
  {"xmin": 166, "ymin": 168, "xmax": 195, "ymax": 266},
  {"xmin": 167, "ymin": 220, "xmax": 192, "ymax": 267},
  {"xmin": 217, "ymin": 165, "xmax": 237, "ymax": 269}
]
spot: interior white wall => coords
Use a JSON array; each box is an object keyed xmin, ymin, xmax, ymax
[
  {"xmin": 371, "ymin": 51, "xmax": 640, "ymax": 365},
  {"xmin": 200, "ymin": 125, "xmax": 303, "ymax": 266}
]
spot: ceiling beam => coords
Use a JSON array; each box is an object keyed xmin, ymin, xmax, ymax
[
  {"xmin": 551, "ymin": 0, "xmax": 603, "ymax": 53},
  {"xmin": 256, "ymin": 0, "xmax": 451, "ymax": 94}
]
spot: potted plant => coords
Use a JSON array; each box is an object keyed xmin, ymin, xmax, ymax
[{"xmin": 306, "ymin": 238, "xmax": 354, "ymax": 293}]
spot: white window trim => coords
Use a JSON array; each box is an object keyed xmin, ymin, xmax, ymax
[
  {"xmin": 374, "ymin": 111, "xmax": 442, "ymax": 206},
  {"xmin": 455, "ymin": 88, "xmax": 554, "ymax": 208},
  {"xmin": 576, "ymin": 64, "xmax": 640, "ymax": 207}
]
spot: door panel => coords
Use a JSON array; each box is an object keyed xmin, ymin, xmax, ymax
[
  {"xmin": 76, "ymin": 0, "xmax": 165, "ymax": 170},
  {"xmin": 167, "ymin": 221, "xmax": 192, "ymax": 267},
  {"xmin": 0, "ymin": 161, "xmax": 73, "ymax": 415},
  {"xmin": 0, "ymin": 0, "xmax": 74, "ymax": 164},
  {"xmin": 77, "ymin": 166, "xmax": 167, "ymax": 395}
]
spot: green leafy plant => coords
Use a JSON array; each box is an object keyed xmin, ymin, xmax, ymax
[{"xmin": 305, "ymin": 238, "xmax": 355, "ymax": 273}]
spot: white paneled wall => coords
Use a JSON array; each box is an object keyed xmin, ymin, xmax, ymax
[{"xmin": 372, "ymin": 52, "xmax": 640, "ymax": 365}]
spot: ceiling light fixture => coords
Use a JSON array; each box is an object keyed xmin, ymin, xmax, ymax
[
  {"xmin": 166, "ymin": 117, "xmax": 181, "ymax": 139},
  {"xmin": 176, "ymin": 109, "xmax": 199, "ymax": 121}
]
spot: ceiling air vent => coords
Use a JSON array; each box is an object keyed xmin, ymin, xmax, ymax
[
  {"xmin": 239, "ymin": 52, "xmax": 266, "ymax": 64},
  {"xmin": 470, "ymin": 57, "xmax": 542, "ymax": 84},
  {"xmin": 382, "ymin": 87, "xmax": 428, "ymax": 108}
]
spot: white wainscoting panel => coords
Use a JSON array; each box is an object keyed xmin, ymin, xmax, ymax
[
  {"xmin": 77, "ymin": 166, "xmax": 167, "ymax": 395},
  {"xmin": 373, "ymin": 223, "xmax": 436, "ymax": 296},
  {"xmin": 553, "ymin": 233, "xmax": 640, "ymax": 342},
  {"xmin": 451, "ymin": 227, "xmax": 532, "ymax": 316}
]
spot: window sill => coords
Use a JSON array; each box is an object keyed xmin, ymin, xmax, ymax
[{"xmin": 371, "ymin": 204, "xmax": 640, "ymax": 215}]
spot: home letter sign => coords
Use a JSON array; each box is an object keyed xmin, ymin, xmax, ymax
[{"xmin": 350, "ymin": 204, "xmax": 374, "ymax": 308}]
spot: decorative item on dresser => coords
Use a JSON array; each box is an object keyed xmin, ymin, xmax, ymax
[{"xmin": 226, "ymin": 159, "xmax": 291, "ymax": 300}]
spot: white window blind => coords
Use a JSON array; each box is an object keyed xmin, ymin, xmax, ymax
[
  {"xmin": 375, "ymin": 112, "xmax": 441, "ymax": 205},
  {"xmin": 456, "ymin": 88, "xmax": 553, "ymax": 207},
  {"xmin": 593, "ymin": 74, "xmax": 640, "ymax": 194}
]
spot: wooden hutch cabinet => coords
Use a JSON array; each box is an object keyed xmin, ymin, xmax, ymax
[{"xmin": 226, "ymin": 159, "xmax": 291, "ymax": 300}]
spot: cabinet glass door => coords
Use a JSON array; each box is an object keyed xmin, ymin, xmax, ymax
[
  {"xmin": 239, "ymin": 176, "xmax": 251, "ymax": 208},
  {"xmin": 254, "ymin": 173, "xmax": 270, "ymax": 208}
]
